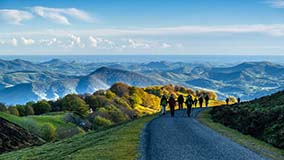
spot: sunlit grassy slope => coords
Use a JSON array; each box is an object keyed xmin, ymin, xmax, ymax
[
  {"xmin": 0, "ymin": 115, "xmax": 155, "ymax": 160},
  {"xmin": 0, "ymin": 111, "xmax": 74, "ymax": 129}
]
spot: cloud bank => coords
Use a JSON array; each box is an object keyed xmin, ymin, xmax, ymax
[
  {"xmin": 0, "ymin": 9, "xmax": 33, "ymax": 25},
  {"xmin": 32, "ymin": 6, "xmax": 93, "ymax": 25},
  {"xmin": 265, "ymin": 0, "xmax": 284, "ymax": 8},
  {"xmin": 0, "ymin": 6, "xmax": 93, "ymax": 25}
]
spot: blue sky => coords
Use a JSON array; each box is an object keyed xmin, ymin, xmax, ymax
[{"xmin": 0, "ymin": 0, "xmax": 284, "ymax": 55}]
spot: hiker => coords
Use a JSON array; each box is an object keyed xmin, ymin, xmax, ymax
[
  {"xmin": 205, "ymin": 94, "xmax": 210, "ymax": 108},
  {"xmin": 194, "ymin": 98, "xmax": 198, "ymax": 108},
  {"xmin": 177, "ymin": 95, "xmax": 184, "ymax": 110},
  {"xmin": 198, "ymin": 96, "xmax": 204, "ymax": 108},
  {"xmin": 185, "ymin": 95, "xmax": 193, "ymax": 117},
  {"xmin": 237, "ymin": 97, "xmax": 241, "ymax": 104},
  {"xmin": 160, "ymin": 95, "xmax": 167, "ymax": 115},
  {"xmin": 226, "ymin": 98, "xmax": 229, "ymax": 105},
  {"xmin": 168, "ymin": 94, "xmax": 176, "ymax": 117}
]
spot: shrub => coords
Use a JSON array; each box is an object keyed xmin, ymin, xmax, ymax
[
  {"xmin": 56, "ymin": 127, "xmax": 84, "ymax": 139},
  {"xmin": 85, "ymin": 95, "xmax": 109, "ymax": 111},
  {"xmin": 108, "ymin": 109, "xmax": 127, "ymax": 123},
  {"xmin": 62, "ymin": 94, "xmax": 89, "ymax": 116},
  {"xmin": 41, "ymin": 123, "xmax": 56, "ymax": 141},
  {"xmin": 21, "ymin": 119, "xmax": 40, "ymax": 134},
  {"xmin": 93, "ymin": 116, "xmax": 112, "ymax": 129},
  {"xmin": 106, "ymin": 90, "xmax": 116, "ymax": 99}
]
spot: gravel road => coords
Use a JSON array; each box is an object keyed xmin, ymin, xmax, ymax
[{"xmin": 140, "ymin": 108, "xmax": 269, "ymax": 160}]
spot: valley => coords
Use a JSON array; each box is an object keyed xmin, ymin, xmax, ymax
[{"xmin": 0, "ymin": 59, "xmax": 284, "ymax": 104}]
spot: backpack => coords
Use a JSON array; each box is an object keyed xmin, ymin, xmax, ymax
[
  {"xmin": 161, "ymin": 98, "xmax": 167, "ymax": 106},
  {"xmin": 186, "ymin": 98, "xmax": 192, "ymax": 105}
]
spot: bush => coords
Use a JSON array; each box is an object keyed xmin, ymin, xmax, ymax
[
  {"xmin": 93, "ymin": 116, "xmax": 112, "ymax": 129},
  {"xmin": 41, "ymin": 123, "xmax": 56, "ymax": 141},
  {"xmin": 106, "ymin": 90, "xmax": 116, "ymax": 99},
  {"xmin": 56, "ymin": 127, "xmax": 84, "ymax": 139},
  {"xmin": 85, "ymin": 95, "xmax": 109, "ymax": 111},
  {"xmin": 21, "ymin": 119, "xmax": 40, "ymax": 134},
  {"xmin": 62, "ymin": 94, "xmax": 89, "ymax": 116},
  {"xmin": 108, "ymin": 109, "xmax": 127, "ymax": 123}
]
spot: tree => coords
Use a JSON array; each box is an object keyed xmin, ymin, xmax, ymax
[
  {"xmin": 0, "ymin": 102, "xmax": 7, "ymax": 112},
  {"xmin": 62, "ymin": 94, "xmax": 89, "ymax": 116},
  {"xmin": 8, "ymin": 106, "xmax": 19, "ymax": 116},
  {"xmin": 110, "ymin": 82, "xmax": 130, "ymax": 97},
  {"xmin": 32, "ymin": 100, "xmax": 52, "ymax": 115},
  {"xmin": 25, "ymin": 105, "xmax": 35, "ymax": 115},
  {"xmin": 16, "ymin": 105, "xmax": 26, "ymax": 116},
  {"xmin": 49, "ymin": 99, "xmax": 62, "ymax": 112}
]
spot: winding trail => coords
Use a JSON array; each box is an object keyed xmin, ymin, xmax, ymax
[{"xmin": 140, "ymin": 108, "xmax": 268, "ymax": 160}]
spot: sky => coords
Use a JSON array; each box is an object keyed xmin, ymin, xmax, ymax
[{"xmin": 0, "ymin": 0, "xmax": 284, "ymax": 55}]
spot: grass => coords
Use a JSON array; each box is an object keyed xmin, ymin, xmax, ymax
[
  {"xmin": 0, "ymin": 112, "xmax": 75, "ymax": 129},
  {"xmin": 198, "ymin": 109, "xmax": 284, "ymax": 160},
  {"xmin": 0, "ymin": 115, "xmax": 155, "ymax": 160},
  {"xmin": 0, "ymin": 112, "xmax": 79, "ymax": 141}
]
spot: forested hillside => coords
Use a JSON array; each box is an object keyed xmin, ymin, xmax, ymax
[{"xmin": 0, "ymin": 82, "xmax": 219, "ymax": 151}]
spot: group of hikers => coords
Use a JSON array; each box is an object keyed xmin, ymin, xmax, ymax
[
  {"xmin": 160, "ymin": 94, "xmax": 210, "ymax": 117},
  {"xmin": 160, "ymin": 94, "xmax": 241, "ymax": 117}
]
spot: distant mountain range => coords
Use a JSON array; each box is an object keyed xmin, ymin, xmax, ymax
[{"xmin": 0, "ymin": 59, "xmax": 283, "ymax": 104}]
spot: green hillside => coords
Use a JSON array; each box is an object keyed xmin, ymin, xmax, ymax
[
  {"xmin": 209, "ymin": 91, "xmax": 284, "ymax": 149},
  {"xmin": 0, "ymin": 112, "xmax": 82, "ymax": 141},
  {"xmin": 0, "ymin": 115, "xmax": 154, "ymax": 160}
]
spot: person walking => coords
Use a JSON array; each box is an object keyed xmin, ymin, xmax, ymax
[
  {"xmin": 185, "ymin": 95, "xmax": 193, "ymax": 117},
  {"xmin": 226, "ymin": 98, "xmax": 229, "ymax": 105},
  {"xmin": 168, "ymin": 94, "xmax": 176, "ymax": 117},
  {"xmin": 237, "ymin": 97, "xmax": 241, "ymax": 104},
  {"xmin": 194, "ymin": 98, "xmax": 198, "ymax": 108},
  {"xmin": 160, "ymin": 95, "xmax": 167, "ymax": 115},
  {"xmin": 198, "ymin": 96, "xmax": 204, "ymax": 108},
  {"xmin": 177, "ymin": 95, "xmax": 184, "ymax": 110},
  {"xmin": 205, "ymin": 95, "xmax": 210, "ymax": 108}
]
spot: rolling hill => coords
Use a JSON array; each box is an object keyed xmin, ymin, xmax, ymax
[{"xmin": 0, "ymin": 59, "xmax": 284, "ymax": 104}]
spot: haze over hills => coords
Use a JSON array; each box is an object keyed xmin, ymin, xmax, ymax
[{"xmin": 0, "ymin": 59, "xmax": 284, "ymax": 104}]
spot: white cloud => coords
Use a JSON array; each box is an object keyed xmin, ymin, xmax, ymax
[
  {"xmin": 39, "ymin": 38, "xmax": 58, "ymax": 46},
  {"xmin": 69, "ymin": 34, "xmax": 85, "ymax": 48},
  {"xmin": 161, "ymin": 43, "xmax": 171, "ymax": 48},
  {"xmin": 0, "ymin": 40, "xmax": 5, "ymax": 45},
  {"xmin": 0, "ymin": 38, "xmax": 18, "ymax": 46},
  {"xmin": 32, "ymin": 6, "xmax": 93, "ymax": 25},
  {"xmin": 9, "ymin": 38, "xmax": 18, "ymax": 46},
  {"xmin": 89, "ymin": 36, "xmax": 116, "ymax": 49},
  {"xmin": 89, "ymin": 36, "xmax": 98, "ymax": 48},
  {"xmin": 0, "ymin": 9, "xmax": 33, "ymax": 25},
  {"xmin": 127, "ymin": 39, "xmax": 150, "ymax": 48},
  {"xmin": 21, "ymin": 37, "xmax": 35, "ymax": 45},
  {"xmin": 265, "ymin": 0, "xmax": 284, "ymax": 8}
]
